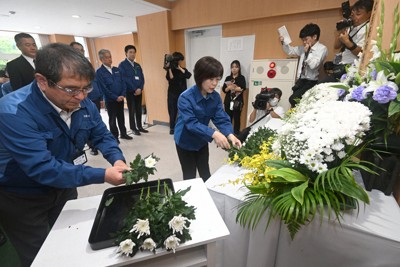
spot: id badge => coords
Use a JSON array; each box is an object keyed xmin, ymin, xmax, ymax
[
  {"xmin": 135, "ymin": 76, "xmax": 139, "ymax": 80},
  {"xmin": 230, "ymin": 101, "xmax": 234, "ymax": 111},
  {"xmin": 73, "ymin": 151, "xmax": 87, "ymax": 165},
  {"xmin": 333, "ymin": 53, "xmax": 342, "ymax": 65}
]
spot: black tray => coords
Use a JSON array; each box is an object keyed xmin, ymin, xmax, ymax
[{"xmin": 88, "ymin": 179, "xmax": 174, "ymax": 250}]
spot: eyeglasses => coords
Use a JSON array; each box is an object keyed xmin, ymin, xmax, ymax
[{"xmin": 48, "ymin": 80, "xmax": 93, "ymax": 96}]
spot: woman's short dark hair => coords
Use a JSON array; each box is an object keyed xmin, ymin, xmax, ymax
[
  {"xmin": 230, "ymin": 60, "xmax": 242, "ymax": 76},
  {"xmin": 299, "ymin": 23, "xmax": 321, "ymax": 40},
  {"xmin": 194, "ymin": 56, "xmax": 223, "ymax": 87},
  {"xmin": 35, "ymin": 43, "xmax": 95, "ymax": 83}
]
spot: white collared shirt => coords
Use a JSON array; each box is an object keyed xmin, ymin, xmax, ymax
[
  {"xmin": 40, "ymin": 88, "xmax": 80, "ymax": 128},
  {"xmin": 22, "ymin": 54, "xmax": 35, "ymax": 69},
  {"xmin": 282, "ymin": 41, "xmax": 328, "ymax": 80},
  {"xmin": 103, "ymin": 64, "xmax": 113, "ymax": 74},
  {"xmin": 341, "ymin": 22, "xmax": 369, "ymax": 64}
]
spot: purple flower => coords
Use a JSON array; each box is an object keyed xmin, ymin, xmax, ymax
[
  {"xmin": 370, "ymin": 69, "xmax": 377, "ymax": 80},
  {"xmin": 351, "ymin": 85, "xmax": 366, "ymax": 101},
  {"xmin": 340, "ymin": 73, "xmax": 347, "ymax": 82},
  {"xmin": 338, "ymin": 89, "xmax": 346, "ymax": 97},
  {"xmin": 372, "ymin": 85, "xmax": 398, "ymax": 104}
]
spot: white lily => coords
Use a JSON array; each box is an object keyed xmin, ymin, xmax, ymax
[{"xmin": 362, "ymin": 70, "xmax": 398, "ymax": 98}]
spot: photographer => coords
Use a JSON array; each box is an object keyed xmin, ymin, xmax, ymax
[
  {"xmin": 330, "ymin": 0, "xmax": 373, "ymax": 80},
  {"xmin": 248, "ymin": 88, "xmax": 285, "ymax": 134},
  {"xmin": 280, "ymin": 23, "xmax": 327, "ymax": 108},
  {"xmin": 165, "ymin": 52, "xmax": 192, "ymax": 135}
]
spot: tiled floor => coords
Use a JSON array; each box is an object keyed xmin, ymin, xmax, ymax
[{"xmin": 77, "ymin": 108, "xmax": 229, "ymax": 198}]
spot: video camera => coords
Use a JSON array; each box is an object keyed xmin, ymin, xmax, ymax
[
  {"xmin": 253, "ymin": 88, "xmax": 273, "ymax": 110},
  {"xmin": 336, "ymin": 1, "xmax": 352, "ymax": 30},
  {"xmin": 163, "ymin": 52, "xmax": 184, "ymax": 70}
]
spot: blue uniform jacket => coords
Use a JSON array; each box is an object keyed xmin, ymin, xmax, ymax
[
  {"xmin": 87, "ymin": 78, "xmax": 103, "ymax": 102},
  {"xmin": 96, "ymin": 65, "xmax": 126, "ymax": 103},
  {"xmin": 174, "ymin": 85, "xmax": 234, "ymax": 151},
  {"xmin": 0, "ymin": 81, "xmax": 125, "ymax": 193},
  {"xmin": 118, "ymin": 59, "xmax": 145, "ymax": 92}
]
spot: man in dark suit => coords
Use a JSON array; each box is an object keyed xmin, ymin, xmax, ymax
[
  {"xmin": 119, "ymin": 45, "xmax": 147, "ymax": 136},
  {"xmin": 96, "ymin": 49, "xmax": 132, "ymax": 143},
  {"xmin": 6, "ymin": 33, "xmax": 37, "ymax": 91}
]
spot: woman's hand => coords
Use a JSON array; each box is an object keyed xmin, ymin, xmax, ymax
[
  {"xmin": 228, "ymin": 134, "xmax": 242, "ymax": 148},
  {"xmin": 212, "ymin": 131, "xmax": 231, "ymax": 149}
]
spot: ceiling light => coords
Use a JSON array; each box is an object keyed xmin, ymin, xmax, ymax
[{"xmin": 72, "ymin": 15, "xmax": 80, "ymax": 18}]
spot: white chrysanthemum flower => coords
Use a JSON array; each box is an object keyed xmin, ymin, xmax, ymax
[
  {"xmin": 117, "ymin": 239, "xmax": 135, "ymax": 256},
  {"xmin": 141, "ymin": 238, "xmax": 156, "ymax": 251},
  {"xmin": 164, "ymin": 235, "xmax": 181, "ymax": 253},
  {"xmin": 129, "ymin": 219, "xmax": 150, "ymax": 238},
  {"xmin": 168, "ymin": 214, "xmax": 189, "ymax": 235},
  {"xmin": 274, "ymin": 99, "xmax": 371, "ymax": 173},
  {"xmin": 144, "ymin": 155, "xmax": 157, "ymax": 168}
]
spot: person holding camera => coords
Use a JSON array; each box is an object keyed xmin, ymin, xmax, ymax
[
  {"xmin": 280, "ymin": 23, "xmax": 327, "ymax": 108},
  {"xmin": 221, "ymin": 60, "xmax": 246, "ymax": 135},
  {"xmin": 248, "ymin": 88, "xmax": 285, "ymax": 135},
  {"xmin": 165, "ymin": 52, "xmax": 192, "ymax": 135},
  {"xmin": 330, "ymin": 0, "xmax": 373, "ymax": 80}
]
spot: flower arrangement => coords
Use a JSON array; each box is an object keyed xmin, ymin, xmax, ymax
[
  {"xmin": 227, "ymin": 84, "xmax": 375, "ymax": 238},
  {"xmin": 123, "ymin": 153, "xmax": 160, "ymax": 185},
  {"xmin": 113, "ymin": 154, "xmax": 196, "ymax": 257},
  {"xmin": 115, "ymin": 182, "xmax": 196, "ymax": 257},
  {"xmin": 338, "ymin": 2, "xmax": 400, "ymax": 139}
]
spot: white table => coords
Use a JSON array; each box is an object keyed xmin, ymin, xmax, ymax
[
  {"xmin": 32, "ymin": 178, "xmax": 229, "ymax": 267},
  {"xmin": 206, "ymin": 164, "xmax": 400, "ymax": 267}
]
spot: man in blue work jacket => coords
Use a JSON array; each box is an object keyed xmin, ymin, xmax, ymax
[
  {"xmin": 0, "ymin": 43, "xmax": 130, "ymax": 267},
  {"xmin": 119, "ymin": 45, "xmax": 148, "ymax": 136},
  {"xmin": 96, "ymin": 49, "xmax": 133, "ymax": 143}
]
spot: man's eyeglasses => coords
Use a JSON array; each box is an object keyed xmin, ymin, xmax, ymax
[{"xmin": 48, "ymin": 80, "xmax": 93, "ymax": 96}]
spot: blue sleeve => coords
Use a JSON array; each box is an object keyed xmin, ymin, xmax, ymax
[
  {"xmin": 138, "ymin": 65, "xmax": 145, "ymax": 90},
  {"xmin": 212, "ymin": 96, "xmax": 233, "ymax": 136},
  {"xmin": 178, "ymin": 93, "xmax": 214, "ymax": 142},
  {"xmin": 0, "ymin": 112, "xmax": 105, "ymax": 188}
]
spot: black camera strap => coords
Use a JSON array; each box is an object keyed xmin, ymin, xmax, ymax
[{"xmin": 340, "ymin": 21, "xmax": 369, "ymax": 52}]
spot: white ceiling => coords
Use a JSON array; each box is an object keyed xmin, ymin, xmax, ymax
[{"xmin": 0, "ymin": 0, "xmax": 167, "ymax": 38}]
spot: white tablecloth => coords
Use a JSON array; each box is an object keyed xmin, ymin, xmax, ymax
[{"xmin": 206, "ymin": 164, "xmax": 400, "ymax": 267}]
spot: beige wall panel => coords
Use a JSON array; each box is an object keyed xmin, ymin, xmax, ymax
[
  {"xmin": 170, "ymin": 0, "xmax": 344, "ymax": 30},
  {"xmin": 48, "ymin": 34, "xmax": 75, "ymax": 45},
  {"xmin": 222, "ymin": 9, "xmax": 341, "ymax": 61},
  {"xmin": 91, "ymin": 34, "xmax": 135, "ymax": 69},
  {"xmin": 137, "ymin": 11, "xmax": 172, "ymax": 124}
]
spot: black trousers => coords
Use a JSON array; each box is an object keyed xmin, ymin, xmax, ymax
[
  {"xmin": 105, "ymin": 101, "xmax": 127, "ymax": 139},
  {"xmin": 225, "ymin": 107, "xmax": 242, "ymax": 135},
  {"xmin": 176, "ymin": 144, "xmax": 211, "ymax": 182},
  {"xmin": 168, "ymin": 92, "xmax": 179, "ymax": 130},
  {"xmin": 289, "ymin": 79, "xmax": 318, "ymax": 107},
  {"xmin": 0, "ymin": 188, "xmax": 77, "ymax": 267},
  {"xmin": 126, "ymin": 90, "xmax": 143, "ymax": 131}
]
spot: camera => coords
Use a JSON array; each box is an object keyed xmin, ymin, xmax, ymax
[
  {"xmin": 253, "ymin": 89, "xmax": 273, "ymax": 110},
  {"xmin": 336, "ymin": 1, "xmax": 352, "ymax": 30},
  {"xmin": 163, "ymin": 52, "xmax": 184, "ymax": 70}
]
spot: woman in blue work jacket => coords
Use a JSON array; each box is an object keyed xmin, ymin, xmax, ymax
[{"xmin": 174, "ymin": 56, "xmax": 241, "ymax": 181}]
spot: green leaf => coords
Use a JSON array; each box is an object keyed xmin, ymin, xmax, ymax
[
  {"xmin": 268, "ymin": 168, "xmax": 308, "ymax": 183},
  {"xmin": 291, "ymin": 181, "xmax": 308, "ymax": 205},
  {"xmin": 388, "ymin": 99, "xmax": 400, "ymax": 117},
  {"xmin": 105, "ymin": 196, "xmax": 114, "ymax": 207}
]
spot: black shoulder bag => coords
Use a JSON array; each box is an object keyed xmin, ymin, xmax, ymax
[{"xmin": 236, "ymin": 111, "xmax": 270, "ymax": 142}]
